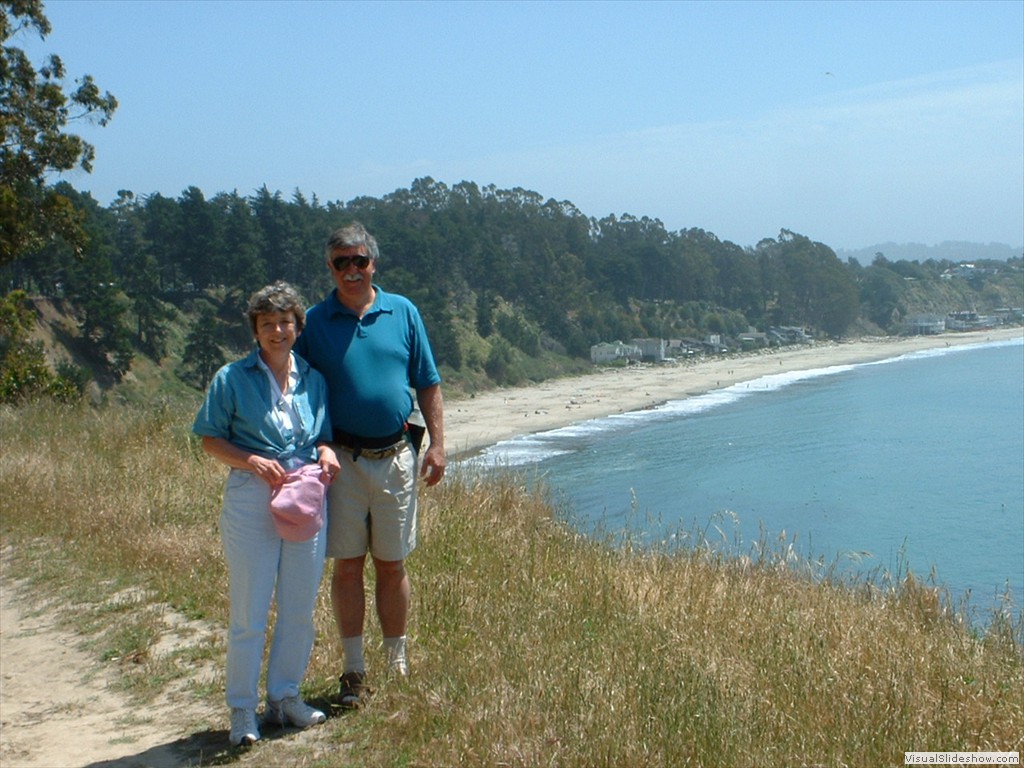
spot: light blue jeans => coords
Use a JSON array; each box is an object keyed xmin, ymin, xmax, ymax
[{"xmin": 220, "ymin": 469, "xmax": 326, "ymax": 709}]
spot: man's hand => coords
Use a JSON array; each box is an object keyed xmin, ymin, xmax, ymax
[{"xmin": 419, "ymin": 443, "xmax": 446, "ymax": 486}]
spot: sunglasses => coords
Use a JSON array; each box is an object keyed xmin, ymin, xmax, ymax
[{"xmin": 331, "ymin": 254, "xmax": 372, "ymax": 271}]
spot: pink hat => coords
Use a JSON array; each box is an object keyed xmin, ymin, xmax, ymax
[{"xmin": 269, "ymin": 465, "xmax": 326, "ymax": 542}]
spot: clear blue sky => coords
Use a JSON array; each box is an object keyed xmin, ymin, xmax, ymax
[{"xmin": 18, "ymin": 0, "xmax": 1024, "ymax": 250}]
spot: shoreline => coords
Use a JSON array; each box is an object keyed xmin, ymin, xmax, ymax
[{"xmin": 443, "ymin": 327, "xmax": 1024, "ymax": 459}]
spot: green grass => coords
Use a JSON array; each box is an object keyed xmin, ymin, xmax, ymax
[{"xmin": 1, "ymin": 400, "xmax": 1021, "ymax": 767}]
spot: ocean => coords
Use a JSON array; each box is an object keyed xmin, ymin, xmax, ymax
[{"xmin": 471, "ymin": 338, "xmax": 1024, "ymax": 621}]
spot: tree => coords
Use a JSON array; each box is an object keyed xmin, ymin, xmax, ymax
[
  {"xmin": 1, "ymin": 0, "xmax": 117, "ymax": 265},
  {"xmin": 0, "ymin": 289, "xmax": 80, "ymax": 401},
  {"xmin": 177, "ymin": 186, "xmax": 222, "ymax": 289},
  {"xmin": 141, "ymin": 192, "xmax": 182, "ymax": 291},
  {"xmin": 214, "ymin": 191, "xmax": 267, "ymax": 300},
  {"xmin": 111, "ymin": 191, "xmax": 171, "ymax": 358},
  {"xmin": 860, "ymin": 264, "xmax": 907, "ymax": 330},
  {"xmin": 755, "ymin": 230, "xmax": 859, "ymax": 336},
  {"xmin": 484, "ymin": 335, "xmax": 518, "ymax": 385},
  {"xmin": 0, "ymin": 288, "xmax": 49, "ymax": 400},
  {"xmin": 63, "ymin": 242, "xmax": 134, "ymax": 379},
  {"xmin": 181, "ymin": 304, "xmax": 226, "ymax": 390},
  {"xmin": 476, "ymin": 290, "xmax": 494, "ymax": 337},
  {"xmin": 40, "ymin": 183, "xmax": 134, "ymax": 378}
]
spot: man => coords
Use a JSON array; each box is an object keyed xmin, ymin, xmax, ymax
[{"xmin": 294, "ymin": 222, "xmax": 445, "ymax": 707}]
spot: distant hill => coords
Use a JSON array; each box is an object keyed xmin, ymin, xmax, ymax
[{"xmin": 837, "ymin": 241, "xmax": 1022, "ymax": 265}]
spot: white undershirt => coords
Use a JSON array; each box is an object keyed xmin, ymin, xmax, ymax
[{"xmin": 256, "ymin": 352, "xmax": 302, "ymax": 447}]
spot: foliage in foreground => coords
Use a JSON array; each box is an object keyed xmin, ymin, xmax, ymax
[
  {"xmin": 0, "ymin": 401, "xmax": 1021, "ymax": 767},
  {"xmin": 0, "ymin": 289, "xmax": 87, "ymax": 403},
  {"xmin": 1, "ymin": 0, "xmax": 118, "ymax": 265}
]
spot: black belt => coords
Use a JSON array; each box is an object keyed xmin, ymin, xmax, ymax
[{"xmin": 333, "ymin": 427, "xmax": 407, "ymax": 461}]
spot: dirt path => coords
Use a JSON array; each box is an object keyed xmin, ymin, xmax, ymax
[
  {"xmin": 0, "ymin": 551, "xmax": 348, "ymax": 768},
  {"xmin": 0, "ymin": 558, "xmax": 224, "ymax": 768}
]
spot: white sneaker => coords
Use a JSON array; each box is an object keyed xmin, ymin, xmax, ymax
[
  {"xmin": 265, "ymin": 696, "xmax": 326, "ymax": 728},
  {"xmin": 229, "ymin": 707, "xmax": 260, "ymax": 746}
]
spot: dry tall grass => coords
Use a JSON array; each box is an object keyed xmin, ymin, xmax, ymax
[{"xmin": 1, "ymin": 400, "xmax": 1021, "ymax": 767}]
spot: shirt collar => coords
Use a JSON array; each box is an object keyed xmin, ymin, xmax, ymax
[
  {"xmin": 242, "ymin": 348, "xmax": 309, "ymax": 377},
  {"xmin": 241, "ymin": 348, "xmax": 263, "ymax": 369},
  {"xmin": 327, "ymin": 285, "xmax": 394, "ymax": 319}
]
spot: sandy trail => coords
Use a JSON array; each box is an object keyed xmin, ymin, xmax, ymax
[{"xmin": 0, "ymin": 563, "xmax": 223, "ymax": 767}]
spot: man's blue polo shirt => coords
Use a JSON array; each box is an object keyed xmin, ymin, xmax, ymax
[
  {"xmin": 192, "ymin": 349, "xmax": 332, "ymax": 466},
  {"xmin": 294, "ymin": 286, "xmax": 441, "ymax": 440}
]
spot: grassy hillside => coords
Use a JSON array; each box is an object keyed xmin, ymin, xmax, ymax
[
  {"xmin": 1, "ymin": 400, "xmax": 1021, "ymax": 766},
  {"xmin": 899, "ymin": 276, "xmax": 1019, "ymax": 318}
]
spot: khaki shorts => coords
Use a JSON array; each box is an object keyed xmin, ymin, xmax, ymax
[{"xmin": 325, "ymin": 443, "xmax": 417, "ymax": 561}]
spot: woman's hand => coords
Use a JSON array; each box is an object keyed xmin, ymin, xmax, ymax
[
  {"xmin": 201, "ymin": 436, "xmax": 287, "ymax": 485},
  {"xmin": 247, "ymin": 454, "xmax": 287, "ymax": 486}
]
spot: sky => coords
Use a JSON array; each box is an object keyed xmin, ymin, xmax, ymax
[{"xmin": 15, "ymin": 0, "xmax": 1024, "ymax": 251}]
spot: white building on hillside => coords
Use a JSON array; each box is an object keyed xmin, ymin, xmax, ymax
[
  {"xmin": 631, "ymin": 337, "xmax": 667, "ymax": 361},
  {"xmin": 590, "ymin": 341, "xmax": 642, "ymax": 365}
]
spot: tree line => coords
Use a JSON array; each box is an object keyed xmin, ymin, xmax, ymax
[{"xmin": 1, "ymin": 176, "xmax": 1021, "ymax": 401}]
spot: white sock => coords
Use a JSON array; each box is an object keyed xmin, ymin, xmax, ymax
[
  {"xmin": 383, "ymin": 635, "xmax": 407, "ymax": 674},
  {"xmin": 342, "ymin": 635, "xmax": 365, "ymax": 674}
]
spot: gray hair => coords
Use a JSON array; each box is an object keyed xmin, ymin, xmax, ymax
[
  {"xmin": 246, "ymin": 281, "xmax": 306, "ymax": 335},
  {"xmin": 324, "ymin": 221, "xmax": 380, "ymax": 261}
]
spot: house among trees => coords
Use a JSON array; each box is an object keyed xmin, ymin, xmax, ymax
[
  {"xmin": 590, "ymin": 341, "xmax": 642, "ymax": 365},
  {"xmin": 666, "ymin": 339, "xmax": 701, "ymax": 358},
  {"xmin": 631, "ymin": 338, "xmax": 667, "ymax": 362},
  {"xmin": 904, "ymin": 314, "xmax": 946, "ymax": 335},
  {"xmin": 942, "ymin": 263, "xmax": 973, "ymax": 279},
  {"xmin": 994, "ymin": 307, "xmax": 1024, "ymax": 323},
  {"xmin": 767, "ymin": 326, "xmax": 813, "ymax": 345},
  {"xmin": 738, "ymin": 328, "xmax": 768, "ymax": 348},
  {"xmin": 946, "ymin": 310, "xmax": 997, "ymax": 331},
  {"xmin": 703, "ymin": 334, "xmax": 728, "ymax": 354}
]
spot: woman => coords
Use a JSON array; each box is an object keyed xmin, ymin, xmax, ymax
[{"xmin": 193, "ymin": 281, "xmax": 340, "ymax": 747}]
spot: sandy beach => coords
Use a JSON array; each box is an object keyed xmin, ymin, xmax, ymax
[{"xmin": 443, "ymin": 327, "xmax": 1023, "ymax": 459}]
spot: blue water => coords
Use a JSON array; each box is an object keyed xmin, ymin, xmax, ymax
[{"xmin": 470, "ymin": 339, "xmax": 1024, "ymax": 620}]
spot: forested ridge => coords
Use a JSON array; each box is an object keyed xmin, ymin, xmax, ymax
[{"xmin": 1, "ymin": 176, "xmax": 1022, "ymax": 402}]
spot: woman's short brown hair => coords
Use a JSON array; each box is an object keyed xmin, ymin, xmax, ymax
[{"xmin": 246, "ymin": 281, "xmax": 306, "ymax": 336}]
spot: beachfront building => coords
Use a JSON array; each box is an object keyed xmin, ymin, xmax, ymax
[
  {"xmin": 904, "ymin": 314, "xmax": 946, "ymax": 335},
  {"xmin": 631, "ymin": 337, "xmax": 667, "ymax": 362},
  {"xmin": 738, "ymin": 328, "xmax": 768, "ymax": 349},
  {"xmin": 946, "ymin": 310, "xmax": 997, "ymax": 331},
  {"xmin": 590, "ymin": 341, "xmax": 642, "ymax": 365},
  {"xmin": 703, "ymin": 334, "xmax": 728, "ymax": 354},
  {"xmin": 666, "ymin": 338, "xmax": 701, "ymax": 358},
  {"xmin": 994, "ymin": 307, "xmax": 1024, "ymax": 324},
  {"xmin": 767, "ymin": 326, "xmax": 813, "ymax": 345}
]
